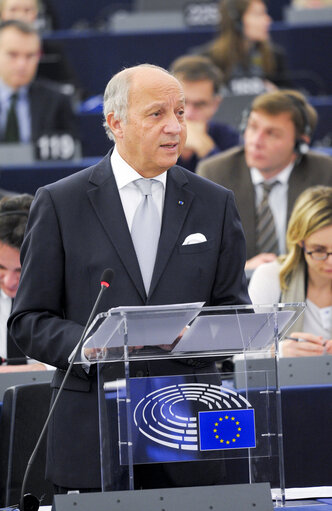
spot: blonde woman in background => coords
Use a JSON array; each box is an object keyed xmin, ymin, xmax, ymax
[{"xmin": 249, "ymin": 185, "xmax": 332, "ymax": 357}]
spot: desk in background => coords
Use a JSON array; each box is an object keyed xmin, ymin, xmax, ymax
[
  {"xmin": 45, "ymin": 0, "xmax": 290, "ymax": 30},
  {"xmin": 0, "ymin": 157, "xmax": 101, "ymax": 195},
  {"xmin": 43, "ymin": 22, "xmax": 332, "ymax": 98},
  {"xmin": 0, "ymin": 370, "xmax": 54, "ymax": 402}
]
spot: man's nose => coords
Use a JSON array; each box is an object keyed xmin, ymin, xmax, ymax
[
  {"xmin": 164, "ymin": 113, "xmax": 182, "ymax": 134},
  {"xmin": 251, "ymin": 130, "xmax": 265, "ymax": 146}
]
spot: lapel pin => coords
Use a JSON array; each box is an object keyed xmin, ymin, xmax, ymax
[{"xmin": 177, "ymin": 200, "xmax": 184, "ymax": 206}]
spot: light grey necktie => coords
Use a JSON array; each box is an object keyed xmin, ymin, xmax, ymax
[
  {"xmin": 131, "ymin": 178, "xmax": 161, "ymax": 294},
  {"xmin": 256, "ymin": 181, "xmax": 279, "ymax": 255}
]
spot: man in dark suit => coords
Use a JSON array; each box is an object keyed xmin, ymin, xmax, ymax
[
  {"xmin": 197, "ymin": 90, "xmax": 332, "ymax": 271},
  {"xmin": 0, "ymin": 19, "xmax": 75, "ymax": 144},
  {"xmin": 9, "ymin": 64, "xmax": 250, "ymax": 492}
]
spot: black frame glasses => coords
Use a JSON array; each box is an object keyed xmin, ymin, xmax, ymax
[{"xmin": 302, "ymin": 242, "xmax": 332, "ymax": 261}]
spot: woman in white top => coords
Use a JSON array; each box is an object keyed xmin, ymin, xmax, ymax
[{"xmin": 249, "ymin": 185, "xmax": 332, "ymax": 357}]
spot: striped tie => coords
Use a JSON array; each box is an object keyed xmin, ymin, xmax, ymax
[{"xmin": 256, "ymin": 181, "xmax": 279, "ymax": 255}]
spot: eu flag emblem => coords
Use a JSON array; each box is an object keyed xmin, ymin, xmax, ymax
[{"xmin": 199, "ymin": 409, "xmax": 256, "ymax": 451}]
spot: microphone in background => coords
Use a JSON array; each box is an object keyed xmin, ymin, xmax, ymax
[{"xmin": 19, "ymin": 268, "xmax": 114, "ymax": 511}]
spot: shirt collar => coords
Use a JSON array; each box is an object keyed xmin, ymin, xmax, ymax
[
  {"xmin": 0, "ymin": 288, "xmax": 12, "ymax": 301},
  {"xmin": 111, "ymin": 145, "xmax": 167, "ymax": 191},
  {"xmin": 250, "ymin": 162, "xmax": 294, "ymax": 186},
  {"xmin": 0, "ymin": 79, "xmax": 28, "ymax": 102}
]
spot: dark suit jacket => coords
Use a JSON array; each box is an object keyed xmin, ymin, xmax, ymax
[
  {"xmin": 0, "ymin": 80, "xmax": 75, "ymax": 143},
  {"xmin": 9, "ymin": 151, "xmax": 249, "ymax": 488},
  {"xmin": 29, "ymin": 80, "xmax": 76, "ymax": 141},
  {"xmin": 197, "ymin": 146, "xmax": 332, "ymax": 260}
]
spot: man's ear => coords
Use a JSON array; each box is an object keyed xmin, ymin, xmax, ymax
[{"xmin": 107, "ymin": 112, "xmax": 124, "ymax": 138}]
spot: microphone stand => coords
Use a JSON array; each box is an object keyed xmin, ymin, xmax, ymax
[{"xmin": 19, "ymin": 270, "xmax": 113, "ymax": 511}]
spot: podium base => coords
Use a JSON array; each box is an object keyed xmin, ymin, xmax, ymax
[{"xmin": 52, "ymin": 482, "xmax": 273, "ymax": 511}]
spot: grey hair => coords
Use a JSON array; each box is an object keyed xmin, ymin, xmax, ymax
[{"xmin": 103, "ymin": 64, "xmax": 175, "ymax": 142}]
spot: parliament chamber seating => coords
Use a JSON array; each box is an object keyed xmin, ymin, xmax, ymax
[{"xmin": 0, "ymin": 383, "xmax": 54, "ymax": 507}]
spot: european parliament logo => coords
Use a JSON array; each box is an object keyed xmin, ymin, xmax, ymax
[
  {"xmin": 130, "ymin": 377, "xmax": 257, "ymax": 463},
  {"xmin": 199, "ymin": 409, "xmax": 256, "ymax": 451}
]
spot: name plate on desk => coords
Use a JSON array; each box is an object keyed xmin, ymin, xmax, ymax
[
  {"xmin": 35, "ymin": 134, "xmax": 81, "ymax": 161},
  {"xmin": 0, "ymin": 135, "xmax": 81, "ymax": 165},
  {"xmin": 183, "ymin": 2, "xmax": 219, "ymax": 27}
]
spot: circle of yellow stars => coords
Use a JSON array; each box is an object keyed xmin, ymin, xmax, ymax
[{"xmin": 213, "ymin": 415, "xmax": 241, "ymax": 445}]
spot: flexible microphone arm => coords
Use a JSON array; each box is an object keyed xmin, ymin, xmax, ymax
[{"xmin": 19, "ymin": 268, "xmax": 114, "ymax": 511}]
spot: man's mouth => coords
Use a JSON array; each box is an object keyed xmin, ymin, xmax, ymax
[{"xmin": 160, "ymin": 142, "xmax": 178, "ymax": 149}]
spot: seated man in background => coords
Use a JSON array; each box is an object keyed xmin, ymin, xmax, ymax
[
  {"xmin": 197, "ymin": 89, "xmax": 332, "ymax": 272},
  {"xmin": 0, "ymin": 194, "xmax": 47, "ymax": 371},
  {"xmin": 170, "ymin": 55, "xmax": 239, "ymax": 173},
  {"xmin": 0, "ymin": 0, "xmax": 84, "ymax": 98},
  {"xmin": 0, "ymin": 19, "xmax": 76, "ymax": 145}
]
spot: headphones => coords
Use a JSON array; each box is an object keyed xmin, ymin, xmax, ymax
[
  {"xmin": 222, "ymin": 0, "xmax": 243, "ymax": 33},
  {"xmin": 239, "ymin": 93, "xmax": 312, "ymax": 156},
  {"xmin": 286, "ymin": 94, "xmax": 312, "ymax": 155}
]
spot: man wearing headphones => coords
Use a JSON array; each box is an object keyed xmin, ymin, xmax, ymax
[{"xmin": 197, "ymin": 89, "xmax": 332, "ymax": 271}]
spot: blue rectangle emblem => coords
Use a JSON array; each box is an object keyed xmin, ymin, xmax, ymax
[{"xmin": 199, "ymin": 409, "xmax": 256, "ymax": 451}]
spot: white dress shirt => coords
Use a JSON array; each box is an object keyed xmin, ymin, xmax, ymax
[
  {"xmin": 111, "ymin": 145, "xmax": 167, "ymax": 230},
  {"xmin": 81, "ymin": 146, "xmax": 168, "ymax": 366},
  {"xmin": 0, "ymin": 80, "xmax": 31, "ymax": 143},
  {"xmin": 250, "ymin": 163, "xmax": 294, "ymax": 255},
  {"xmin": 0, "ymin": 289, "xmax": 12, "ymax": 359},
  {"xmin": 1, "ymin": 288, "xmax": 52, "ymax": 368}
]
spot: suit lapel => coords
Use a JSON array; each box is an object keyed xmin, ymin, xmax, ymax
[
  {"xmin": 87, "ymin": 155, "xmax": 146, "ymax": 300},
  {"xmin": 287, "ymin": 162, "xmax": 308, "ymax": 221},
  {"xmin": 149, "ymin": 166, "xmax": 194, "ymax": 298},
  {"xmin": 29, "ymin": 84, "xmax": 39, "ymax": 140},
  {"xmin": 230, "ymin": 157, "xmax": 257, "ymax": 258}
]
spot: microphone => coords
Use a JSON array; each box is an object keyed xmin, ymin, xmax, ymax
[{"xmin": 19, "ymin": 268, "xmax": 114, "ymax": 511}]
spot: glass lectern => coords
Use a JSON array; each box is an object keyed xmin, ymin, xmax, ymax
[{"xmin": 74, "ymin": 302, "xmax": 305, "ymax": 508}]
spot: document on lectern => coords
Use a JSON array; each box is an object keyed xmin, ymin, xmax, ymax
[{"xmin": 83, "ymin": 302, "xmax": 204, "ymax": 349}]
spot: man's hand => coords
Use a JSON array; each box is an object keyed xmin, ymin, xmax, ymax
[
  {"xmin": 182, "ymin": 120, "xmax": 216, "ymax": 158},
  {"xmin": 323, "ymin": 339, "xmax": 332, "ymax": 355},
  {"xmin": 282, "ymin": 332, "xmax": 327, "ymax": 357}
]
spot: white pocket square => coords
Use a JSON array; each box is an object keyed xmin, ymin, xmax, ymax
[{"xmin": 182, "ymin": 233, "xmax": 207, "ymax": 245}]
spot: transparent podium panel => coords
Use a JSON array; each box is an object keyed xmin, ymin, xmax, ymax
[{"xmin": 75, "ymin": 303, "xmax": 305, "ymax": 507}]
